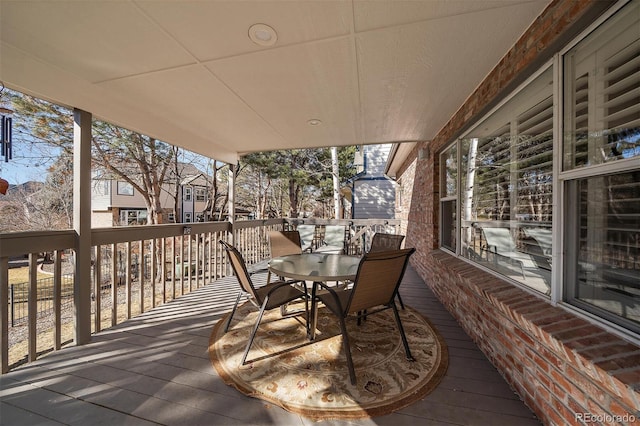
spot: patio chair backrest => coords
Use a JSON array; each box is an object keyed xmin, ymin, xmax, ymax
[
  {"xmin": 268, "ymin": 230, "xmax": 302, "ymax": 258},
  {"xmin": 296, "ymin": 225, "xmax": 316, "ymax": 251},
  {"xmin": 482, "ymin": 228, "xmax": 517, "ymax": 253},
  {"xmin": 346, "ymin": 248, "xmax": 415, "ymax": 315},
  {"xmin": 523, "ymin": 227, "xmax": 552, "ymax": 256},
  {"xmin": 323, "ymin": 225, "xmax": 346, "ymax": 246},
  {"xmin": 219, "ymin": 240, "xmax": 260, "ymax": 303},
  {"xmin": 369, "ymin": 233, "xmax": 405, "ymax": 253}
]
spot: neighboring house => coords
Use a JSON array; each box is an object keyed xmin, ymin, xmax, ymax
[
  {"xmin": 91, "ymin": 163, "xmax": 210, "ymax": 226},
  {"xmin": 179, "ymin": 174, "xmax": 210, "ymax": 223},
  {"xmin": 342, "ymin": 144, "xmax": 395, "ymax": 219}
]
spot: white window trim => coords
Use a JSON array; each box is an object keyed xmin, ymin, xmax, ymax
[{"xmin": 437, "ymin": 0, "xmax": 639, "ymax": 343}]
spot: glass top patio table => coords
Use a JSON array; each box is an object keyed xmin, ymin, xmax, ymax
[{"xmin": 268, "ymin": 253, "xmax": 360, "ymax": 283}]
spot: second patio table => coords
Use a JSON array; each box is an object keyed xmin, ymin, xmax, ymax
[{"xmin": 268, "ymin": 253, "xmax": 360, "ymax": 338}]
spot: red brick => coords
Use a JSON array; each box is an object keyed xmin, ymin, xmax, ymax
[
  {"xmin": 612, "ymin": 369, "xmax": 640, "ymax": 387},
  {"xmin": 566, "ymin": 366, "xmax": 609, "ymax": 406},
  {"xmin": 580, "ymin": 344, "xmax": 640, "ymax": 362},
  {"xmin": 595, "ymin": 355, "xmax": 640, "ymax": 373},
  {"xmin": 553, "ymin": 324, "xmax": 602, "ymax": 342},
  {"xmin": 564, "ymin": 333, "xmax": 621, "ymax": 353},
  {"xmin": 531, "ymin": 311, "xmax": 577, "ymax": 328},
  {"xmin": 608, "ymin": 398, "xmax": 637, "ymax": 420},
  {"xmin": 568, "ymin": 396, "xmax": 589, "ymax": 420},
  {"xmin": 514, "ymin": 327, "xmax": 536, "ymax": 348},
  {"xmin": 553, "ymin": 396, "xmax": 580, "ymax": 426},
  {"xmin": 542, "ymin": 401, "xmax": 566, "ymax": 426},
  {"xmin": 541, "ymin": 318, "xmax": 588, "ymax": 335},
  {"xmin": 539, "ymin": 345, "xmax": 565, "ymax": 371},
  {"xmin": 551, "ymin": 367, "xmax": 574, "ymax": 395}
]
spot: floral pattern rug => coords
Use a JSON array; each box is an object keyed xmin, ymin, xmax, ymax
[{"xmin": 208, "ymin": 301, "xmax": 448, "ymax": 421}]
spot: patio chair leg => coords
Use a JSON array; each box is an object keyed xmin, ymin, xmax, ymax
[
  {"xmin": 338, "ymin": 315, "xmax": 357, "ymax": 385},
  {"xmin": 391, "ymin": 303, "xmax": 415, "ymax": 362},
  {"xmin": 396, "ymin": 292, "xmax": 405, "ymax": 310},
  {"xmin": 224, "ymin": 292, "xmax": 243, "ymax": 333},
  {"xmin": 241, "ymin": 300, "xmax": 269, "ymax": 365}
]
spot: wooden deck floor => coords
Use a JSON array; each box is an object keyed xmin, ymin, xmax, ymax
[{"xmin": 0, "ymin": 266, "xmax": 541, "ymax": 425}]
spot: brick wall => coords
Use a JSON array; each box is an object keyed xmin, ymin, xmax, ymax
[
  {"xmin": 426, "ymin": 251, "xmax": 639, "ymax": 425},
  {"xmin": 396, "ymin": 0, "xmax": 640, "ymax": 424}
]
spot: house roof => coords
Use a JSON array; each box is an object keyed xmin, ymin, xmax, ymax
[{"xmin": 0, "ymin": 1, "xmax": 550, "ymax": 164}]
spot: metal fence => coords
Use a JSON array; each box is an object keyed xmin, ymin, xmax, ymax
[{"xmin": 8, "ymin": 274, "xmax": 75, "ymax": 327}]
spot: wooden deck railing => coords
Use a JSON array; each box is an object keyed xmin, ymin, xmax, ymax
[{"xmin": 0, "ymin": 218, "xmax": 400, "ymax": 374}]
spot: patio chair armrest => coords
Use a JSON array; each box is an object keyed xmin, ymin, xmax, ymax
[
  {"xmin": 312, "ymin": 281, "xmax": 344, "ymax": 309},
  {"xmin": 265, "ymin": 280, "xmax": 306, "ymax": 298}
]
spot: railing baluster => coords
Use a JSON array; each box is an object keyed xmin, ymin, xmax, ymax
[
  {"xmin": 126, "ymin": 242, "xmax": 132, "ymax": 319},
  {"xmin": 0, "ymin": 256, "xmax": 8, "ymax": 373},
  {"xmin": 161, "ymin": 237, "xmax": 166, "ymax": 304},
  {"xmin": 207, "ymin": 231, "xmax": 215, "ymax": 283},
  {"xmin": 139, "ymin": 240, "xmax": 145, "ymax": 314},
  {"xmin": 28, "ymin": 253, "xmax": 37, "ymax": 362},
  {"xmin": 151, "ymin": 238, "xmax": 157, "ymax": 308},
  {"xmin": 54, "ymin": 249, "xmax": 62, "ymax": 349},
  {"xmin": 111, "ymin": 244, "xmax": 117, "ymax": 327},
  {"xmin": 171, "ymin": 236, "xmax": 176, "ymax": 300},
  {"xmin": 196, "ymin": 233, "xmax": 201, "ymax": 288},
  {"xmin": 178, "ymin": 235, "xmax": 184, "ymax": 297},
  {"xmin": 187, "ymin": 234, "xmax": 193, "ymax": 292},
  {"xmin": 94, "ymin": 246, "xmax": 101, "ymax": 333}
]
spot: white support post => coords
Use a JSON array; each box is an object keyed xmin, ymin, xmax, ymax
[
  {"xmin": 228, "ymin": 163, "xmax": 237, "ymax": 244},
  {"xmin": 73, "ymin": 109, "xmax": 92, "ymax": 345}
]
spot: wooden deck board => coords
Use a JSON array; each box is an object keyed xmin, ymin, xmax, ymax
[{"xmin": 0, "ymin": 265, "xmax": 541, "ymax": 425}]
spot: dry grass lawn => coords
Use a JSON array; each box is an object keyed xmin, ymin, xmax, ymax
[{"xmin": 9, "ymin": 266, "xmax": 51, "ymax": 285}]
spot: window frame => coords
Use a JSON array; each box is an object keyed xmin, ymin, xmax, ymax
[
  {"xmin": 437, "ymin": 0, "xmax": 639, "ymax": 342},
  {"xmin": 441, "ymin": 63, "xmax": 555, "ymax": 291},
  {"xmin": 558, "ymin": 0, "xmax": 640, "ymax": 335},
  {"xmin": 195, "ymin": 188, "xmax": 206, "ymax": 202},
  {"xmin": 116, "ymin": 181, "xmax": 134, "ymax": 196}
]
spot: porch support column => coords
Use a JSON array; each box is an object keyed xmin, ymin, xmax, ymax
[
  {"xmin": 228, "ymin": 163, "xmax": 237, "ymax": 244},
  {"xmin": 73, "ymin": 108, "xmax": 92, "ymax": 345}
]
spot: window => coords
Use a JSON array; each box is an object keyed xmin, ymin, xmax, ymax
[
  {"xmin": 93, "ymin": 180, "xmax": 110, "ymax": 196},
  {"xmin": 184, "ymin": 187, "xmax": 192, "ymax": 202},
  {"xmin": 457, "ymin": 68, "xmax": 554, "ymax": 295},
  {"xmin": 440, "ymin": 145, "xmax": 457, "ymax": 252},
  {"xmin": 184, "ymin": 212, "xmax": 192, "ymax": 223},
  {"xmin": 563, "ymin": 3, "xmax": 640, "ymax": 169},
  {"xmin": 438, "ymin": 1, "xmax": 639, "ymax": 336},
  {"xmin": 167, "ymin": 212, "xmax": 175, "ymax": 223},
  {"xmin": 195, "ymin": 188, "xmax": 206, "ymax": 202},
  {"xmin": 119, "ymin": 209, "xmax": 147, "ymax": 225},
  {"xmin": 562, "ymin": 2, "xmax": 640, "ymax": 333},
  {"xmin": 117, "ymin": 181, "xmax": 134, "ymax": 196}
]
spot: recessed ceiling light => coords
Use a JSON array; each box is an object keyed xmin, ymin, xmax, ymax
[
  {"xmin": 307, "ymin": 119, "xmax": 322, "ymax": 126},
  {"xmin": 249, "ymin": 23, "xmax": 277, "ymax": 47}
]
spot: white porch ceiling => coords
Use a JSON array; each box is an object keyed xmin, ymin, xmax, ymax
[{"xmin": 0, "ymin": 0, "xmax": 550, "ymax": 164}]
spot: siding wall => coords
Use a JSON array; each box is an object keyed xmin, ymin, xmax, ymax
[
  {"xmin": 353, "ymin": 144, "xmax": 395, "ymax": 219},
  {"xmin": 353, "ymin": 179, "xmax": 395, "ymax": 219},
  {"xmin": 394, "ymin": 0, "xmax": 640, "ymax": 424}
]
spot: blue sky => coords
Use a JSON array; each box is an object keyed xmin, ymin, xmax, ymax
[{"xmin": 0, "ymin": 160, "xmax": 48, "ymax": 185}]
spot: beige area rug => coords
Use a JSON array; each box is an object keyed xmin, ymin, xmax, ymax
[{"xmin": 208, "ymin": 301, "xmax": 448, "ymax": 421}]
